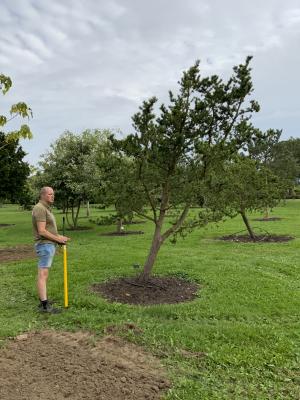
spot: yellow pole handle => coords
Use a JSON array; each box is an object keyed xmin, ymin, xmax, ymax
[{"xmin": 63, "ymin": 244, "xmax": 68, "ymax": 308}]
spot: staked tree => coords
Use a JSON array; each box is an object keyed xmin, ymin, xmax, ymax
[{"xmin": 110, "ymin": 56, "xmax": 263, "ymax": 282}]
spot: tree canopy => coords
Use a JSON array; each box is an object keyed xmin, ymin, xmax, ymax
[
  {"xmin": 38, "ymin": 129, "xmax": 108, "ymax": 229},
  {"xmin": 110, "ymin": 56, "xmax": 265, "ymax": 281}
]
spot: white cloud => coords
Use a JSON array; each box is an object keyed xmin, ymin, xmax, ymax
[{"xmin": 0, "ymin": 0, "xmax": 300, "ymax": 164}]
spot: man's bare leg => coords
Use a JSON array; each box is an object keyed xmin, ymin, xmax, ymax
[{"xmin": 37, "ymin": 268, "xmax": 48, "ymax": 301}]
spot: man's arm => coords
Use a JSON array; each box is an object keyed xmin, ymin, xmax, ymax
[{"xmin": 37, "ymin": 221, "xmax": 70, "ymax": 244}]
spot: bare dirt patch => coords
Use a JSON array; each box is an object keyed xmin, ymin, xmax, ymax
[
  {"xmin": 0, "ymin": 245, "xmax": 35, "ymax": 264},
  {"xmin": 220, "ymin": 234, "xmax": 294, "ymax": 243},
  {"xmin": 91, "ymin": 276, "xmax": 199, "ymax": 305},
  {"xmin": 0, "ymin": 330, "xmax": 170, "ymax": 400},
  {"xmin": 99, "ymin": 231, "xmax": 144, "ymax": 237}
]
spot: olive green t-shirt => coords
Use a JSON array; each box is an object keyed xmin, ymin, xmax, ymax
[{"xmin": 32, "ymin": 201, "xmax": 58, "ymax": 244}]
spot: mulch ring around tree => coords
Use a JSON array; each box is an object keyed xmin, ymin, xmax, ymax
[
  {"xmin": 220, "ymin": 234, "xmax": 294, "ymax": 243},
  {"xmin": 99, "ymin": 231, "xmax": 144, "ymax": 237},
  {"xmin": 0, "ymin": 330, "xmax": 170, "ymax": 400},
  {"xmin": 91, "ymin": 276, "xmax": 199, "ymax": 305},
  {"xmin": 0, "ymin": 245, "xmax": 35, "ymax": 264},
  {"xmin": 0, "ymin": 224, "xmax": 15, "ymax": 227},
  {"xmin": 253, "ymin": 217, "xmax": 283, "ymax": 221},
  {"xmin": 66, "ymin": 226, "xmax": 93, "ymax": 231}
]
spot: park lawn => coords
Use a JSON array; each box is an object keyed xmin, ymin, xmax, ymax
[{"xmin": 0, "ymin": 202, "xmax": 299, "ymax": 399}]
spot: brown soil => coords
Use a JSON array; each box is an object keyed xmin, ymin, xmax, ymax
[
  {"xmin": 99, "ymin": 231, "xmax": 144, "ymax": 237},
  {"xmin": 253, "ymin": 217, "xmax": 282, "ymax": 221},
  {"xmin": 91, "ymin": 276, "xmax": 199, "ymax": 305},
  {"xmin": 0, "ymin": 330, "xmax": 170, "ymax": 400},
  {"xmin": 0, "ymin": 245, "xmax": 35, "ymax": 264},
  {"xmin": 0, "ymin": 224, "xmax": 15, "ymax": 227},
  {"xmin": 220, "ymin": 234, "xmax": 294, "ymax": 243}
]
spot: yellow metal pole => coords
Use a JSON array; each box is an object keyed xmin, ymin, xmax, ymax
[{"xmin": 63, "ymin": 244, "xmax": 68, "ymax": 308}]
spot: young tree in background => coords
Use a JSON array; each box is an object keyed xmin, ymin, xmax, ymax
[
  {"xmin": 205, "ymin": 157, "xmax": 286, "ymax": 240},
  {"xmin": 38, "ymin": 130, "xmax": 106, "ymax": 229},
  {"xmin": 110, "ymin": 56, "xmax": 262, "ymax": 282},
  {"xmin": 247, "ymin": 129, "xmax": 297, "ymax": 218}
]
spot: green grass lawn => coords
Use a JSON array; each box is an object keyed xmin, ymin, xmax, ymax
[{"xmin": 0, "ymin": 202, "xmax": 299, "ymax": 399}]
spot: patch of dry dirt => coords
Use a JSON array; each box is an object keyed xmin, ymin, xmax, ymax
[
  {"xmin": 0, "ymin": 245, "xmax": 35, "ymax": 264},
  {"xmin": 91, "ymin": 276, "xmax": 199, "ymax": 305},
  {"xmin": 0, "ymin": 330, "xmax": 170, "ymax": 400}
]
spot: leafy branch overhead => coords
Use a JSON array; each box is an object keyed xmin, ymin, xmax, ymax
[{"xmin": 0, "ymin": 74, "xmax": 33, "ymax": 148}]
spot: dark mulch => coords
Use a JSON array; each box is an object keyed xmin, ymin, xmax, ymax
[
  {"xmin": 0, "ymin": 245, "xmax": 35, "ymax": 263},
  {"xmin": 253, "ymin": 217, "xmax": 282, "ymax": 221},
  {"xmin": 99, "ymin": 231, "xmax": 144, "ymax": 237},
  {"xmin": 220, "ymin": 234, "xmax": 294, "ymax": 243},
  {"xmin": 66, "ymin": 226, "xmax": 93, "ymax": 231},
  {"xmin": 91, "ymin": 276, "xmax": 199, "ymax": 305},
  {"xmin": 0, "ymin": 224, "xmax": 15, "ymax": 227}
]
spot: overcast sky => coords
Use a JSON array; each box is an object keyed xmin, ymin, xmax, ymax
[{"xmin": 1, "ymin": 0, "xmax": 300, "ymax": 165}]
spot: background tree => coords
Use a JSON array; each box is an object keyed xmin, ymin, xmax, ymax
[
  {"xmin": 0, "ymin": 132, "xmax": 30, "ymax": 203},
  {"xmin": 271, "ymin": 138, "xmax": 300, "ymax": 190},
  {"xmin": 38, "ymin": 130, "xmax": 106, "ymax": 229},
  {"xmin": 92, "ymin": 143, "xmax": 145, "ymax": 233},
  {"xmin": 205, "ymin": 157, "xmax": 287, "ymax": 240},
  {"xmin": 110, "ymin": 56, "xmax": 262, "ymax": 282},
  {"xmin": 0, "ymin": 74, "xmax": 32, "ymax": 148},
  {"xmin": 247, "ymin": 129, "xmax": 297, "ymax": 218}
]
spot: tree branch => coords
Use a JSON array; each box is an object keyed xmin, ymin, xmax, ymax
[
  {"xmin": 161, "ymin": 203, "xmax": 190, "ymax": 242},
  {"xmin": 133, "ymin": 209, "xmax": 156, "ymax": 223}
]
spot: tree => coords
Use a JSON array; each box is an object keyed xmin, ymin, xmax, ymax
[
  {"xmin": 247, "ymin": 129, "xmax": 297, "ymax": 218},
  {"xmin": 110, "ymin": 56, "xmax": 262, "ymax": 282},
  {"xmin": 38, "ymin": 130, "xmax": 107, "ymax": 229},
  {"xmin": 0, "ymin": 132, "xmax": 30, "ymax": 203},
  {"xmin": 94, "ymin": 147, "xmax": 144, "ymax": 233},
  {"xmin": 205, "ymin": 157, "xmax": 286, "ymax": 240},
  {"xmin": 0, "ymin": 74, "xmax": 33, "ymax": 148},
  {"xmin": 270, "ymin": 138, "xmax": 300, "ymax": 186}
]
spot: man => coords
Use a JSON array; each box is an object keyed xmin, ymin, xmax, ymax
[{"xmin": 32, "ymin": 187, "xmax": 70, "ymax": 313}]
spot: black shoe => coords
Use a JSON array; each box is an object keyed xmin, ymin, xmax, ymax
[
  {"xmin": 38, "ymin": 299, "xmax": 56, "ymax": 306},
  {"xmin": 38, "ymin": 302, "xmax": 62, "ymax": 314}
]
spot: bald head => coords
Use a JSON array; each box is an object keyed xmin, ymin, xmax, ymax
[{"xmin": 40, "ymin": 187, "xmax": 55, "ymax": 205}]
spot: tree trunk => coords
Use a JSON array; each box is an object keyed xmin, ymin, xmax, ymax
[
  {"xmin": 240, "ymin": 209, "xmax": 256, "ymax": 240},
  {"xmin": 263, "ymin": 207, "xmax": 269, "ymax": 220},
  {"xmin": 138, "ymin": 225, "xmax": 163, "ymax": 282},
  {"xmin": 73, "ymin": 200, "xmax": 81, "ymax": 228},
  {"xmin": 86, "ymin": 200, "xmax": 90, "ymax": 217},
  {"xmin": 116, "ymin": 217, "xmax": 123, "ymax": 233}
]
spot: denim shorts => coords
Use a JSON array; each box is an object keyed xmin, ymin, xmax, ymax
[{"xmin": 35, "ymin": 243, "xmax": 56, "ymax": 268}]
